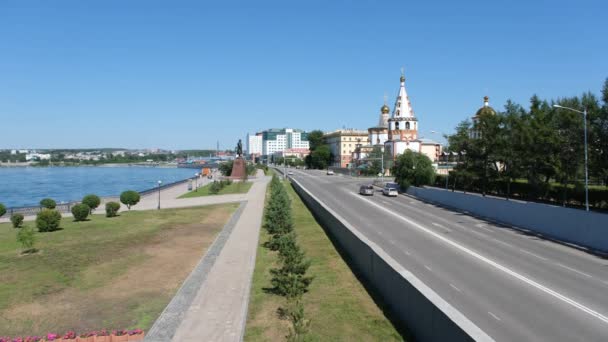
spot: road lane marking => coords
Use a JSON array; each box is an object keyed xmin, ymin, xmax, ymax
[
  {"xmin": 348, "ymin": 192, "xmax": 608, "ymax": 325},
  {"xmin": 488, "ymin": 312, "xmax": 501, "ymax": 321},
  {"xmin": 424, "ymin": 265, "xmax": 433, "ymax": 271},
  {"xmin": 409, "ymin": 201, "xmax": 416, "ymax": 204},
  {"xmin": 556, "ymin": 263, "xmax": 593, "ymax": 278},
  {"xmin": 404, "ymin": 250, "xmax": 411, "ymax": 256},
  {"xmin": 450, "ymin": 283, "xmax": 462, "ymax": 293},
  {"xmin": 381, "ymin": 200, "xmax": 390, "ymax": 205},
  {"xmin": 432, "ymin": 222, "xmax": 445, "ymax": 229},
  {"xmin": 518, "ymin": 249, "xmax": 548, "ymax": 261}
]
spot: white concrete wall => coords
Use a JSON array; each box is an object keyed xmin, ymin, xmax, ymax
[{"xmin": 407, "ymin": 187, "xmax": 608, "ymax": 254}]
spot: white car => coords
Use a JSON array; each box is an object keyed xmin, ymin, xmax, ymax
[
  {"xmin": 287, "ymin": 171, "xmax": 294, "ymax": 175},
  {"xmin": 326, "ymin": 170, "xmax": 335, "ymax": 175},
  {"xmin": 382, "ymin": 183, "xmax": 399, "ymax": 197}
]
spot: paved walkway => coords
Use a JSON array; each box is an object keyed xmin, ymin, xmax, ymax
[{"xmin": 165, "ymin": 171, "xmax": 269, "ymax": 341}]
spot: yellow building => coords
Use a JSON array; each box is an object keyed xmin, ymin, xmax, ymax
[{"xmin": 324, "ymin": 129, "xmax": 370, "ymax": 168}]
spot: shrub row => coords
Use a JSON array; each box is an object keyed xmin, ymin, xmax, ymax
[
  {"xmin": 434, "ymin": 175, "xmax": 608, "ymax": 209},
  {"xmin": 209, "ymin": 179, "xmax": 233, "ymax": 194},
  {"xmin": 0, "ymin": 328, "xmax": 144, "ymax": 342},
  {"xmin": 262, "ymin": 175, "xmax": 312, "ymax": 340}
]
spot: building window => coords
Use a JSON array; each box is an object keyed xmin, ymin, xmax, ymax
[
  {"xmin": 406, "ymin": 122, "xmax": 410, "ymax": 130},
  {"xmin": 396, "ymin": 122, "xmax": 400, "ymax": 130}
]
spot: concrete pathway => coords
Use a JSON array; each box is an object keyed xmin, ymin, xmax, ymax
[{"xmin": 165, "ymin": 171, "xmax": 269, "ymax": 341}]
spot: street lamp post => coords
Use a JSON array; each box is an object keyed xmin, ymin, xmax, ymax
[
  {"xmin": 431, "ymin": 131, "xmax": 449, "ymax": 190},
  {"xmin": 553, "ymin": 105, "xmax": 589, "ymax": 212},
  {"xmin": 194, "ymin": 173, "xmax": 199, "ymax": 191},
  {"xmin": 157, "ymin": 180, "xmax": 162, "ymax": 210}
]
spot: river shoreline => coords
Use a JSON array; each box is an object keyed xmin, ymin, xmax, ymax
[{"xmin": 0, "ymin": 166, "xmax": 196, "ymax": 208}]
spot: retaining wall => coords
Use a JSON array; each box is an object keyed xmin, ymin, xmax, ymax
[
  {"xmin": 290, "ymin": 177, "xmax": 493, "ymax": 342},
  {"xmin": 407, "ymin": 186, "xmax": 608, "ymax": 254}
]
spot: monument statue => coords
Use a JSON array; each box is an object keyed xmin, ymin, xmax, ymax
[
  {"xmin": 236, "ymin": 139, "xmax": 243, "ymax": 157},
  {"xmin": 231, "ymin": 138, "xmax": 247, "ymax": 179}
]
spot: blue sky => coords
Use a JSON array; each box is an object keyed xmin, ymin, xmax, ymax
[{"xmin": 1, "ymin": 0, "xmax": 606, "ymax": 149}]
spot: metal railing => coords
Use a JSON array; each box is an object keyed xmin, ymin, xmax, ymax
[{"xmin": 0, "ymin": 176, "xmax": 197, "ymax": 218}]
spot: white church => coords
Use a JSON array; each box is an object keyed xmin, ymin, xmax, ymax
[{"xmin": 356, "ymin": 71, "xmax": 442, "ymax": 167}]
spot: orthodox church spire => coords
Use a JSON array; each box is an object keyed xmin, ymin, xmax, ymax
[
  {"xmin": 378, "ymin": 94, "xmax": 390, "ymax": 128},
  {"xmin": 392, "ymin": 68, "xmax": 415, "ymax": 118}
]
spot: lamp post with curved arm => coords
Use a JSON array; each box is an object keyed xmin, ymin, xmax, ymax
[{"xmin": 553, "ymin": 105, "xmax": 589, "ymax": 211}]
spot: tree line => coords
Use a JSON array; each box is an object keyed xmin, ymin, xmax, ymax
[{"xmin": 446, "ymin": 79, "xmax": 608, "ymax": 209}]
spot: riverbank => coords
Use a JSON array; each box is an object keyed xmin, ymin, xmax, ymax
[{"xmin": 0, "ymin": 166, "xmax": 199, "ymax": 208}]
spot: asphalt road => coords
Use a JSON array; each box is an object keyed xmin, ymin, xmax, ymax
[{"xmin": 287, "ymin": 168, "xmax": 608, "ymax": 342}]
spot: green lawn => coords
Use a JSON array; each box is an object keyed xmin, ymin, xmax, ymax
[
  {"xmin": 244, "ymin": 181, "xmax": 403, "ymax": 341},
  {"xmin": 178, "ymin": 181, "xmax": 253, "ymax": 198},
  {"xmin": 0, "ymin": 204, "xmax": 238, "ymax": 336}
]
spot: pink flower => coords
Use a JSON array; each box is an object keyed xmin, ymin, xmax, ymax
[
  {"xmin": 128, "ymin": 329, "xmax": 143, "ymax": 335},
  {"xmin": 112, "ymin": 330, "xmax": 127, "ymax": 336},
  {"xmin": 46, "ymin": 333, "xmax": 59, "ymax": 341},
  {"xmin": 96, "ymin": 330, "xmax": 109, "ymax": 336},
  {"xmin": 63, "ymin": 331, "xmax": 76, "ymax": 339}
]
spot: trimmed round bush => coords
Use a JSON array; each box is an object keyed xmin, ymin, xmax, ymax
[
  {"xmin": 40, "ymin": 198, "xmax": 57, "ymax": 209},
  {"xmin": 82, "ymin": 194, "xmax": 101, "ymax": 213},
  {"xmin": 36, "ymin": 209, "xmax": 62, "ymax": 232},
  {"xmin": 0, "ymin": 203, "xmax": 6, "ymax": 217},
  {"xmin": 10, "ymin": 213, "xmax": 24, "ymax": 228},
  {"xmin": 105, "ymin": 201, "xmax": 121, "ymax": 217},
  {"xmin": 120, "ymin": 190, "xmax": 141, "ymax": 210},
  {"xmin": 71, "ymin": 203, "xmax": 90, "ymax": 222}
]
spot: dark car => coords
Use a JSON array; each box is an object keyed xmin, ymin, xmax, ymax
[{"xmin": 359, "ymin": 184, "xmax": 374, "ymax": 196}]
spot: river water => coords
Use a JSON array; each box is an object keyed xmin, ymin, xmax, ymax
[{"xmin": 0, "ymin": 166, "xmax": 197, "ymax": 208}]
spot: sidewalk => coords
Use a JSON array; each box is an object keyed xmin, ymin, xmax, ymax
[{"xmin": 151, "ymin": 170, "xmax": 269, "ymax": 341}]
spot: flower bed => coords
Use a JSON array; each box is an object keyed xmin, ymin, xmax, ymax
[{"xmin": 0, "ymin": 329, "xmax": 144, "ymax": 342}]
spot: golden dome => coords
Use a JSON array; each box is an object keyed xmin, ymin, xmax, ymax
[{"xmin": 381, "ymin": 104, "xmax": 390, "ymax": 114}]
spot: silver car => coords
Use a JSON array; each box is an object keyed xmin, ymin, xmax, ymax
[
  {"xmin": 359, "ymin": 184, "xmax": 374, "ymax": 196},
  {"xmin": 382, "ymin": 182, "xmax": 399, "ymax": 197}
]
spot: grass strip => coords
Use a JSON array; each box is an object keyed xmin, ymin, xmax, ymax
[
  {"xmin": 178, "ymin": 181, "xmax": 253, "ymax": 198},
  {"xmin": 0, "ymin": 204, "xmax": 238, "ymax": 336},
  {"xmin": 244, "ymin": 180, "xmax": 402, "ymax": 341}
]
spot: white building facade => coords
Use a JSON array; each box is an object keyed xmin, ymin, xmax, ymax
[
  {"xmin": 260, "ymin": 128, "xmax": 309, "ymax": 156},
  {"xmin": 247, "ymin": 133, "xmax": 263, "ymax": 156}
]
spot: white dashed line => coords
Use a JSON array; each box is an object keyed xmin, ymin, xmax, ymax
[
  {"xmin": 432, "ymin": 222, "xmax": 445, "ymax": 229},
  {"xmin": 349, "ymin": 192, "xmax": 608, "ymax": 325},
  {"xmin": 424, "ymin": 265, "xmax": 432, "ymax": 271},
  {"xmin": 488, "ymin": 312, "xmax": 502, "ymax": 321},
  {"xmin": 519, "ymin": 248, "xmax": 548, "ymax": 261},
  {"xmin": 449, "ymin": 283, "xmax": 462, "ymax": 293},
  {"xmin": 556, "ymin": 263, "xmax": 593, "ymax": 278}
]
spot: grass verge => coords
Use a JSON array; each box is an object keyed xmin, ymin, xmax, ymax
[
  {"xmin": 178, "ymin": 181, "xmax": 253, "ymax": 198},
  {"xmin": 0, "ymin": 203, "xmax": 238, "ymax": 336},
  {"xmin": 244, "ymin": 180, "xmax": 402, "ymax": 341}
]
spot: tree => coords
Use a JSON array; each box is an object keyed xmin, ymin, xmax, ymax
[
  {"xmin": 36, "ymin": 209, "xmax": 62, "ymax": 232},
  {"xmin": 16, "ymin": 226, "xmax": 36, "ymax": 253},
  {"xmin": 307, "ymin": 130, "xmax": 325, "ymax": 151},
  {"xmin": 105, "ymin": 202, "xmax": 121, "ymax": 217},
  {"xmin": 0, "ymin": 203, "xmax": 5, "ymax": 217},
  {"xmin": 219, "ymin": 160, "xmax": 233, "ymax": 176},
  {"xmin": 82, "ymin": 194, "xmax": 101, "ymax": 214},
  {"xmin": 71, "ymin": 204, "xmax": 90, "ymax": 221},
  {"xmin": 10, "ymin": 213, "xmax": 24, "ymax": 228},
  {"xmin": 40, "ymin": 198, "xmax": 56, "ymax": 209},
  {"xmin": 120, "ymin": 190, "xmax": 141, "ymax": 210},
  {"xmin": 391, "ymin": 150, "xmax": 435, "ymax": 190},
  {"xmin": 309, "ymin": 145, "xmax": 332, "ymax": 170}
]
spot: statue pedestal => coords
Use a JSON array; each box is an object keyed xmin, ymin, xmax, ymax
[{"xmin": 230, "ymin": 157, "xmax": 247, "ymax": 180}]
